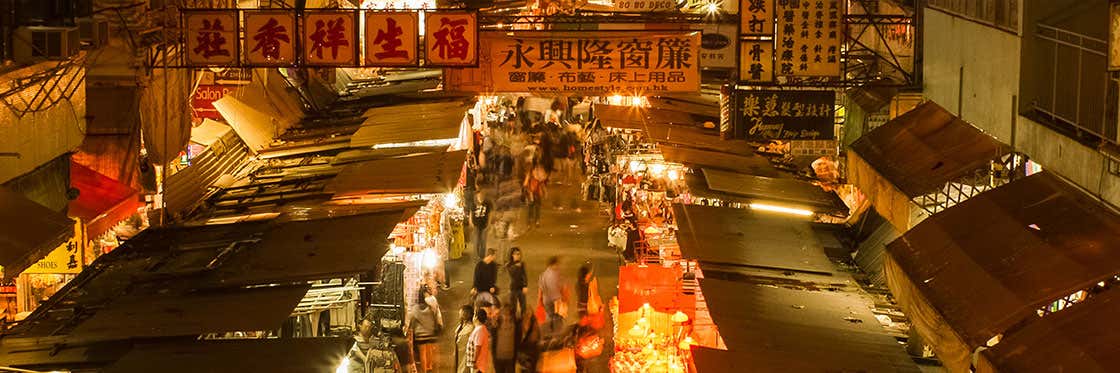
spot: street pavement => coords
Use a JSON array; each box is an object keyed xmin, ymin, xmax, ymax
[{"xmin": 435, "ymin": 180, "xmax": 618, "ymax": 372}]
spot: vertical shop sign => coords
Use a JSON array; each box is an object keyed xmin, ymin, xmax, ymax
[
  {"xmin": 739, "ymin": 90, "xmax": 835, "ymax": 140},
  {"xmin": 739, "ymin": 40, "xmax": 774, "ymax": 82},
  {"xmin": 184, "ymin": 11, "xmax": 239, "ymax": 66},
  {"xmin": 366, "ymin": 12, "xmax": 420, "ymax": 66},
  {"xmin": 775, "ymin": 0, "xmax": 842, "ymax": 77},
  {"xmin": 1111, "ymin": 2, "xmax": 1120, "ymax": 71},
  {"xmin": 424, "ymin": 12, "xmax": 478, "ymax": 66},
  {"xmin": 740, "ymin": 0, "xmax": 774, "ymax": 36},
  {"xmin": 480, "ymin": 31, "xmax": 700, "ymax": 94},
  {"xmin": 302, "ymin": 10, "xmax": 359, "ymax": 66},
  {"xmin": 244, "ymin": 11, "xmax": 296, "ymax": 66}
]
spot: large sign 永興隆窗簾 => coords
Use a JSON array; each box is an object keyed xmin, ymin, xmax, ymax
[
  {"xmin": 446, "ymin": 31, "xmax": 701, "ymax": 94},
  {"xmin": 738, "ymin": 90, "xmax": 835, "ymax": 140}
]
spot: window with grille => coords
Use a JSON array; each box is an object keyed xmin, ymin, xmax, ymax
[{"xmin": 928, "ymin": 0, "xmax": 1019, "ymax": 33}]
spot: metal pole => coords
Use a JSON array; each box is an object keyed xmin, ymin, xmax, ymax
[{"xmin": 958, "ymin": 65, "xmax": 964, "ymax": 116}]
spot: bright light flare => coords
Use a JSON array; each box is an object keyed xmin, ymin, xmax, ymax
[
  {"xmin": 421, "ymin": 249, "xmax": 440, "ymax": 270},
  {"xmin": 443, "ymin": 192, "xmax": 460, "ymax": 209},
  {"xmin": 749, "ymin": 203, "xmax": 813, "ymax": 217},
  {"xmin": 335, "ymin": 358, "xmax": 350, "ymax": 373},
  {"xmin": 704, "ymin": 1, "xmax": 720, "ymax": 14}
]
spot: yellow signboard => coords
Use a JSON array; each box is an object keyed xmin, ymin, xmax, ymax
[
  {"xmin": 365, "ymin": 12, "xmax": 420, "ymax": 66},
  {"xmin": 740, "ymin": 0, "xmax": 774, "ymax": 36},
  {"xmin": 454, "ymin": 31, "xmax": 700, "ymax": 94},
  {"xmin": 243, "ymin": 11, "xmax": 296, "ymax": 66},
  {"xmin": 775, "ymin": 0, "xmax": 843, "ymax": 77},
  {"xmin": 302, "ymin": 11, "xmax": 359, "ymax": 66},
  {"xmin": 740, "ymin": 40, "xmax": 774, "ymax": 83},
  {"xmin": 424, "ymin": 11, "xmax": 478, "ymax": 66},
  {"xmin": 185, "ymin": 11, "xmax": 239, "ymax": 66},
  {"xmin": 22, "ymin": 220, "xmax": 84, "ymax": 275}
]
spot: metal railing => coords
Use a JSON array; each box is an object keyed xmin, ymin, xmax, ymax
[{"xmin": 1028, "ymin": 23, "xmax": 1117, "ymax": 144}]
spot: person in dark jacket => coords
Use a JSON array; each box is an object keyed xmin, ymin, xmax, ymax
[
  {"xmin": 472, "ymin": 248, "xmax": 499, "ymax": 302},
  {"xmin": 471, "ymin": 193, "xmax": 493, "ymax": 259},
  {"xmin": 505, "ymin": 247, "xmax": 528, "ymax": 317}
]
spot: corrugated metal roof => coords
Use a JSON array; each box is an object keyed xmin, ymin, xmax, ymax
[
  {"xmin": 327, "ymin": 150, "xmax": 466, "ymax": 197},
  {"xmin": 103, "ymin": 337, "xmax": 353, "ymax": 373},
  {"xmin": 698, "ymin": 278, "xmax": 921, "ymax": 372},
  {"xmin": 349, "ymin": 101, "xmax": 468, "ymax": 148},
  {"xmin": 850, "ymin": 101, "xmax": 1009, "ymax": 197},
  {"xmin": 673, "ymin": 204, "xmax": 839, "ymax": 274},
  {"xmin": 164, "ymin": 130, "xmax": 250, "ymax": 217},
  {"xmin": 659, "ymin": 144, "xmax": 780, "ymax": 177},
  {"xmin": 887, "ymin": 171, "xmax": 1120, "ymax": 349},
  {"xmin": 0, "ymin": 186, "xmax": 74, "ymax": 280},
  {"xmin": 702, "ymin": 168, "xmax": 845, "ymax": 212}
]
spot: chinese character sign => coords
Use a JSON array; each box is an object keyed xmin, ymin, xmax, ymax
[
  {"xmin": 775, "ymin": 0, "xmax": 842, "ymax": 77},
  {"xmin": 185, "ymin": 11, "xmax": 238, "ymax": 66},
  {"xmin": 366, "ymin": 12, "xmax": 419, "ymax": 66},
  {"xmin": 740, "ymin": 0, "xmax": 774, "ymax": 36},
  {"xmin": 738, "ymin": 90, "xmax": 835, "ymax": 140},
  {"xmin": 739, "ymin": 40, "xmax": 773, "ymax": 82},
  {"xmin": 244, "ymin": 11, "xmax": 296, "ymax": 66},
  {"xmin": 424, "ymin": 12, "xmax": 477, "ymax": 66},
  {"xmin": 302, "ymin": 11, "xmax": 358, "ymax": 66},
  {"xmin": 696, "ymin": 23, "xmax": 737, "ymax": 70},
  {"xmin": 482, "ymin": 31, "xmax": 700, "ymax": 94}
]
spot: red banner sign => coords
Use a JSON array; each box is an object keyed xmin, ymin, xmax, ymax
[{"xmin": 191, "ymin": 85, "xmax": 236, "ymax": 120}]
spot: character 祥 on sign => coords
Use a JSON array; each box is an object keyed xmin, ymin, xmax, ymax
[
  {"xmin": 425, "ymin": 12, "xmax": 477, "ymax": 66},
  {"xmin": 303, "ymin": 12, "xmax": 357, "ymax": 65},
  {"xmin": 186, "ymin": 11, "xmax": 237, "ymax": 65},
  {"xmin": 310, "ymin": 18, "xmax": 349, "ymax": 59}
]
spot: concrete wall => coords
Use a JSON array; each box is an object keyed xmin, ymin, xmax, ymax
[{"xmin": 922, "ymin": 7, "xmax": 1120, "ymax": 208}]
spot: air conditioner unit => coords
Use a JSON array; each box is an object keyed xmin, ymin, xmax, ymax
[
  {"xmin": 13, "ymin": 26, "xmax": 80, "ymax": 62},
  {"xmin": 77, "ymin": 17, "xmax": 110, "ymax": 48}
]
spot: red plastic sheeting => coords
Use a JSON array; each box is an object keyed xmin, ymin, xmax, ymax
[
  {"xmin": 69, "ymin": 162, "xmax": 144, "ymax": 238},
  {"xmin": 617, "ymin": 264, "xmax": 693, "ymax": 317}
]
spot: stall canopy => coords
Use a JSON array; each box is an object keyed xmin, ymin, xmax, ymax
[
  {"xmin": 696, "ymin": 278, "xmax": 921, "ymax": 372},
  {"xmin": 327, "ymin": 150, "xmax": 466, "ymax": 197},
  {"xmin": 349, "ymin": 101, "xmax": 468, "ymax": 148},
  {"xmin": 7, "ymin": 209, "xmax": 406, "ymax": 339},
  {"xmin": 886, "ymin": 171, "xmax": 1120, "ymax": 372},
  {"xmin": 595, "ymin": 104, "xmax": 703, "ymax": 131},
  {"xmin": 659, "ymin": 145, "xmax": 780, "ymax": 178},
  {"xmin": 702, "ymin": 168, "xmax": 845, "ymax": 212},
  {"xmin": 848, "ymin": 101, "xmax": 1010, "ymax": 229},
  {"xmin": 163, "ymin": 129, "xmax": 250, "ymax": 217},
  {"xmin": 0, "ymin": 187, "xmax": 74, "ymax": 280},
  {"xmin": 103, "ymin": 337, "xmax": 353, "ymax": 373},
  {"xmin": 69, "ymin": 162, "xmax": 145, "ymax": 238},
  {"xmin": 980, "ymin": 289, "xmax": 1120, "ymax": 373},
  {"xmin": 673, "ymin": 204, "xmax": 838, "ymax": 274}
]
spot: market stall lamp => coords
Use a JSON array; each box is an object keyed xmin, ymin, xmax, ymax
[
  {"xmin": 421, "ymin": 249, "xmax": 439, "ymax": 270},
  {"xmin": 443, "ymin": 192, "xmax": 460, "ymax": 209},
  {"xmin": 749, "ymin": 203, "xmax": 814, "ymax": 217},
  {"xmin": 671, "ymin": 310, "xmax": 689, "ymax": 323},
  {"xmin": 334, "ymin": 358, "xmax": 349, "ymax": 373},
  {"xmin": 678, "ymin": 336, "xmax": 696, "ymax": 350}
]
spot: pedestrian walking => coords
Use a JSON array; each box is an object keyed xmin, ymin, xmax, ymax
[
  {"xmin": 576, "ymin": 263, "xmax": 603, "ymax": 321},
  {"xmin": 472, "ymin": 248, "xmax": 499, "ymax": 306},
  {"xmin": 467, "ymin": 311, "xmax": 493, "ymax": 373},
  {"xmin": 408, "ymin": 289, "xmax": 442, "ymax": 373},
  {"xmin": 505, "ymin": 247, "xmax": 528, "ymax": 317},
  {"xmin": 455, "ymin": 305, "xmax": 475, "ymax": 373},
  {"xmin": 472, "ymin": 193, "xmax": 493, "ymax": 259},
  {"xmin": 524, "ymin": 162, "xmax": 548, "ymax": 228},
  {"xmin": 494, "ymin": 303, "xmax": 521, "ymax": 373},
  {"xmin": 537, "ymin": 256, "xmax": 569, "ymax": 335}
]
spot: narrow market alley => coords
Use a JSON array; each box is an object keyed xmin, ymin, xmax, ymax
[{"xmin": 437, "ymin": 181, "xmax": 619, "ymax": 372}]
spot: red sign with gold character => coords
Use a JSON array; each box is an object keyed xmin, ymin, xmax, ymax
[
  {"xmin": 302, "ymin": 11, "xmax": 359, "ymax": 66},
  {"xmin": 185, "ymin": 11, "xmax": 238, "ymax": 66},
  {"xmin": 424, "ymin": 12, "xmax": 478, "ymax": 67},
  {"xmin": 244, "ymin": 11, "xmax": 296, "ymax": 66},
  {"xmin": 365, "ymin": 12, "xmax": 419, "ymax": 66}
]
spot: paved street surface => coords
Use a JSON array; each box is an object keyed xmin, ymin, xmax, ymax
[{"xmin": 436, "ymin": 181, "xmax": 618, "ymax": 372}]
